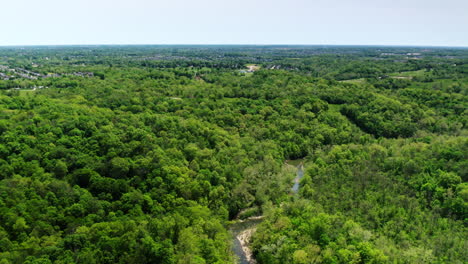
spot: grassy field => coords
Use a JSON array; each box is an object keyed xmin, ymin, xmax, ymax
[
  {"xmin": 389, "ymin": 69, "xmax": 427, "ymax": 78},
  {"xmin": 18, "ymin": 90, "xmax": 36, "ymax": 96},
  {"xmin": 339, "ymin": 78, "xmax": 366, "ymax": 84}
]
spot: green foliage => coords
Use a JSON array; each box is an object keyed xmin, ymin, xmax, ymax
[
  {"xmin": 253, "ymin": 138, "xmax": 467, "ymax": 263},
  {"xmin": 0, "ymin": 46, "xmax": 466, "ymax": 263}
]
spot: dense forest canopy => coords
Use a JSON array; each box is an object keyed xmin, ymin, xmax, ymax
[{"xmin": 0, "ymin": 45, "xmax": 466, "ymax": 264}]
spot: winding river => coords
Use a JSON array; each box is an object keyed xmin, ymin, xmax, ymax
[{"xmin": 230, "ymin": 161, "xmax": 304, "ymax": 263}]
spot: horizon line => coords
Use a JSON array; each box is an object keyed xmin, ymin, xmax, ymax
[{"xmin": 0, "ymin": 44, "xmax": 467, "ymax": 49}]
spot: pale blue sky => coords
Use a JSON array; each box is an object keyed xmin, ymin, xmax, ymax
[{"xmin": 1, "ymin": 0, "xmax": 467, "ymax": 46}]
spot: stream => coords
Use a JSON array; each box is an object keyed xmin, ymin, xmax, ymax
[
  {"xmin": 230, "ymin": 217, "xmax": 264, "ymax": 264},
  {"xmin": 291, "ymin": 163, "xmax": 304, "ymax": 194},
  {"xmin": 230, "ymin": 161, "xmax": 304, "ymax": 263}
]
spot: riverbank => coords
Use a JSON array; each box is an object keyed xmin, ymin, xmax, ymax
[
  {"xmin": 230, "ymin": 216, "xmax": 264, "ymax": 264},
  {"xmin": 230, "ymin": 160, "xmax": 305, "ymax": 263}
]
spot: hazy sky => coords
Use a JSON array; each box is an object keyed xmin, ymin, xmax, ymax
[{"xmin": 1, "ymin": 0, "xmax": 467, "ymax": 46}]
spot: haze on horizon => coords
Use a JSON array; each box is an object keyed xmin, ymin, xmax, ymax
[{"xmin": 1, "ymin": 0, "xmax": 467, "ymax": 47}]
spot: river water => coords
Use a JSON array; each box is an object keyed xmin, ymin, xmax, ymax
[
  {"xmin": 291, "ymin": 163, "xmax": 304, "ymax": 194},
  {"xmin": 230, "ymin": 217, "xmax": 264, "ymax": 264},
  {"xmin": 230, "ymin": 161, "xmax": 304, "ymax": 263}
]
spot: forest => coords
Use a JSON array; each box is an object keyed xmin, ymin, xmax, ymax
[{"xmin": 0, "ymin": 45, "xmax": 466, "ymax": 263}]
